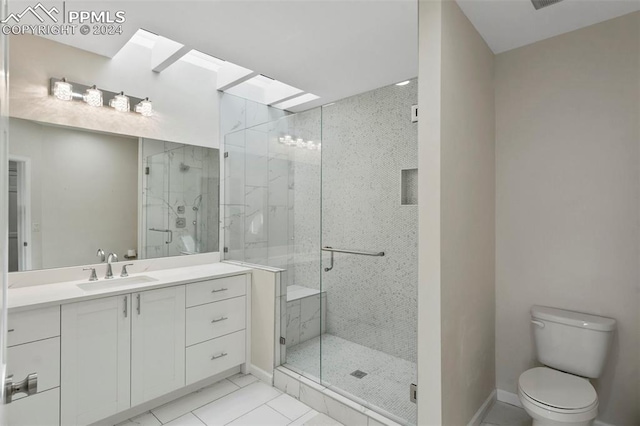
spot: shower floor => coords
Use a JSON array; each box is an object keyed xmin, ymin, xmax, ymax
[{"xmin": 286, "ymin": 334, "xmax": 417, "ymax": 425}]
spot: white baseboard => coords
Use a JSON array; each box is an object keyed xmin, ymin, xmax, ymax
[
  {"xmin": 468, "ymin": 389, "xmax": 497, "ymax": 426},
  {"xmin": 497, "ymin": 389, "xmax": 523, "ymax": 408},
  {"xmin": 250, "ymin": 364, "xmax": 273, "ymax": 385}
]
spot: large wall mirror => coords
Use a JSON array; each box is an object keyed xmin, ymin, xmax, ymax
[{"xmin": 8, "ymin": 117, "xmax": 219, "ymax": 272}]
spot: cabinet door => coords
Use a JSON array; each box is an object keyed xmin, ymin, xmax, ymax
[
  {"xmin": 7, "ymin": 388, "xmax": 60, "ymax": 426},
  {"xmin": 61, "ymin": 295, "xmax": 131, "ymax": 426},
  {"xmin": 131, "ymin": 285, "xmax": 186, "ymax": 406}
]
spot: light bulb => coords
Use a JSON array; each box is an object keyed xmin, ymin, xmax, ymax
[
  {"xmin": 83, "ymin": 85, "xmax": 103, "ymax": 107},
  {"xmin": 135, "ymin": 97, "xmax": 153, "ymax": 117},
  {"xmin": 307, "ymin": 141, "xmax": 315, "ymax": 150},
  {"xmin": 53, "ymin": 78, "xmax": 73, "ymax": 101},
  {"xmin": 296, "ymin": 138, "xmax": 305, "ymax": 148},
  {"xmin": 109, "ymin": 92, "xmax": 130, "ymax": 112}
]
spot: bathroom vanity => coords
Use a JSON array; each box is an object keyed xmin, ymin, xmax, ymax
[{"xmin": 5, "ymin": 262, "xmax": 252, "ymax": 426}]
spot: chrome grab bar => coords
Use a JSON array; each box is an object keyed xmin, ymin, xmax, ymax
[
  {"xmin": 148, "ymin": 228, "xmax": 173, "ymax": 244},
  {"xmin": 321, "ymin": 247, "xmax": 385, "ymax": 256},
  {"xmin": 321, "ymin": 246, "xmax": 385, "ymax": 272}
]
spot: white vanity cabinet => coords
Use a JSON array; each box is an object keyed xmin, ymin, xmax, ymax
[
  {"xmin": 185, "ymin": 275, "xmax": 249, "ymax": 385},
  {"xmin": 9, "ymin": 269, "xmax": 251, "ymax": 426},
  {"xmin": 131, "ymin": 285, "xmax": 186, "ymax": 405},
  {"xmin": 61, "ymin": 295, "xmax": 131, "ymax": 426},
  {"xmin": 61, "ymin": 286, "xmax": 187, "ymax": 425},
  {"xmin": 6, "ymin": 305, "xmax": 62, "ymax": 426}
]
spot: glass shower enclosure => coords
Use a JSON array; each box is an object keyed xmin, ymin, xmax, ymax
[{"xmin": 224, "ymin": 80, "xmax": 418, "ymax": 425}]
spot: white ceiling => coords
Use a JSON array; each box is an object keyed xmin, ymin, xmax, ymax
[
  {"xmin": 22, "ymin": 0, "xmax": 418, "ymax": 112},
  {"xmin": 456, "ymin": 0, "xmax": 640, "ymax": 54},
  {"xmin": 13, "ymin": 0, "xmax": 639, "ymax": 111}
]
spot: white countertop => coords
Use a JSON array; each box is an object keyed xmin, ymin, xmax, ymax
[{"xmin": 8, "ymin": 262, "xmax": 252, "ymax": 313}]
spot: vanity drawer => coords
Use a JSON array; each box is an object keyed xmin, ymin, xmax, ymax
[
  {"xmin": 186, "ymin": 275, "xmax": 247, "ymax": 308},
  {"xmin": 8, "ymin": 305, "xmax": 60, "ymax": 347},
  {"xmin": 186, "ymin": 330, "xmax": 246, "ymax": 385},
  {"xmin": 186, "ymin": 296, "xmax": 246, "ymax": 346},
  {"xmin": 7, "ymin": 387, "xmax": 60, "ymax": 426},
  {"xmin": 7, "ymin": 337, "xmax": 60, "ymax": 399}
]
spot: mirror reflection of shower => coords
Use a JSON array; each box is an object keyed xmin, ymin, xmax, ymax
[
  {"xmin": 141, "ymin": 140, "xmax": 220, "ymax": 259},
  {"xmin": 192, "ymin": 194, "xmax": 203, "ymax": 253}
]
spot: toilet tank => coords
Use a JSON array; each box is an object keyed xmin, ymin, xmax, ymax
[{"xmin": 531, "ymin": 306, "xmax": 616, "ymax": 378}]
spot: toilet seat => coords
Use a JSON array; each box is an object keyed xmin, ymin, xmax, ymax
[{"xmin": 519, "ymin": 367, "xmax": 597, "ymax": 411}]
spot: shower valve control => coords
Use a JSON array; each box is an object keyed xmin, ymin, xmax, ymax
[{"xmin": 176, "ymin": 218, "xmax": 186, "ymax": 228}]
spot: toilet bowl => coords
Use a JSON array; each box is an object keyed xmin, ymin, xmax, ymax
[
  {"xmin": 518, "ymin": 367, "xmax": 598, "ymax": 426},
  {"xmin": 517, "ymin": 306, "xmax": 616, "ymax": 426}
]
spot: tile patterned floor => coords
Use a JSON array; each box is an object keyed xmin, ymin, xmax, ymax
[
  {"xmin": 117, "ymin": 374, "xmax": 344, "ymax": 426},
  {"xmin": 481, "ymin": 401, "xmax": 532, "ymax": 426},
  {"xmin": 286, "ymin": 334, "xmax": 417, "ymax": 425}
]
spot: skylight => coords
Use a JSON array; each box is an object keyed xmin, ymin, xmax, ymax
[
  {"xmin": 180, "ymin": 50, "xmax": 226, "ymax": 72},
  {"xmin": 120, "ymin": 28, "xmax": 320, "ymax": 109},
  {"xmin": 272, "ymin": 93, "xmax": 320, "ymax": 111},
  {"xmin": 128, "ymin": 29, "xmax": 158, "ymax": 49}
]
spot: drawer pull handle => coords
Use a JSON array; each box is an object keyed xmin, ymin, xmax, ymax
[
  {"xmin": 211, "ymin": 352, "xmax": 228, "ymax": 360},
  {"xmin": 211, "ymin": 316, "xmax": 228, "ymax": 323},
  {"xmin": 4, "ymin": 373, "xmax": 37, "ymax": 404},
  {"xmin": 7, "ymin": 329, "xmax": 14, "ymax": 333},
  {"xmin": 211, "ymin": 288, "xmax": 228, "ymax": 293}
]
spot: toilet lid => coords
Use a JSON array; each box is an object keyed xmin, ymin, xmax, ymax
[{"xmin": 519, "ymin": 367, "xmax": 597, "ymax": 410}]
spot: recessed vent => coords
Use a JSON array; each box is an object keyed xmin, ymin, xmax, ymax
[{"xmin": 531, "ymin": 0, "xmax": 565, "ymax": 10}]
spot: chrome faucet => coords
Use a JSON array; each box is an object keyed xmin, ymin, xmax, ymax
[
  {"xmin": 105, "ymin": 253, "xmax": 118, "ymax": 279},
  {"xmin": 83, "ymin": 267, "xmax": 98, "ymax": 282},
  {"xmin": 96, "ymin": 248, "xmax": 105, "ymax": 263}
]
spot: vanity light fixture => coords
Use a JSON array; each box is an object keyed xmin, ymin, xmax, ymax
[
  {"xmin": 53, "ymin": 78, "xmax": 73, "ymax": 101},
  {"xmin": 134, "ymin": 97, "xmax": 153, "ymax": 117},
  {"xmin": 50, "ymin": 78, "xmax": 152, "ymax": 117},
  {"xmin": 109, "ymin": 92, "xmax": 130, "ymax": 112},
  {"xmin": 83, "ymin": 85, "xmax": 103, "ymax": 107}
]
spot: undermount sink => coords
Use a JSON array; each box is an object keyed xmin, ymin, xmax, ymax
[{"xmin": 77, "ymin": 275, "xmax": 158, "ymax": 291}]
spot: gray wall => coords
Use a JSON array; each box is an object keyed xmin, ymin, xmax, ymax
[
  {"xmin": 495, "ymin": 12, "xmax": 640, "ymax": 425},
  {"xmin": 439, "ymin": 2, "xmax": 496, "ymax": 424}
]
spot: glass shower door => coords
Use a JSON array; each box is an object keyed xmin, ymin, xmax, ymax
[{"xmin": 319, "ymin": 80, "xmax": 418, "ymax": 424}]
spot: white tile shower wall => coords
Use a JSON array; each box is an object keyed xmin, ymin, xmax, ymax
[
  {"xmin": 318, "ymin": 81, "xmax": 418, "ymax": 362},
  {"xmin": 286, "ymin": 293, "xmax": 327, "ymax": 348}
]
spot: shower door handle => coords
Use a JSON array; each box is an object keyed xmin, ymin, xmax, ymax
[
  {"xmin": 148, "ymin": 228, "xmax": 173, "ymax": 244},
  {"xmin": 321, "ymin": 246, "xmax": 385, "ymax": 272}
]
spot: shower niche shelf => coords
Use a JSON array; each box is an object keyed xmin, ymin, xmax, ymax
[{"xmin": 401, "ymin": 168, "xmax": 418, "ymax": 205}]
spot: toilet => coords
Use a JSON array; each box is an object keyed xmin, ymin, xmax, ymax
[{"xmin": 518, "ymin": 306, "xmax": 616, "ymax": 426}]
